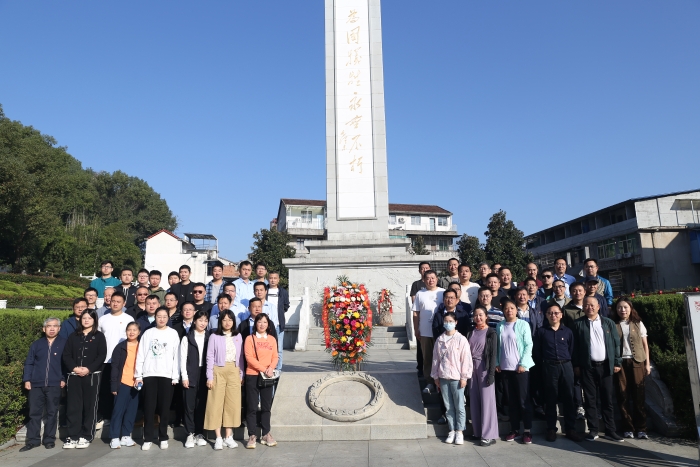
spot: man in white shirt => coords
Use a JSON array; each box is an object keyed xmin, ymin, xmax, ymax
[
  {"xmin": 97, "ymin": 292, "xmax": 134, "ymax": 423},
  {"xmin": 457, "ymin": 264, "xmax": 479, "ymax": 305},
  {"xmin": 411, "ymin": 270, "xmax": 444, "ymax": 394},
  {"xmin": 208, "ymin": 283, "xmax": 247, "ymax": 330},
  {"xmin": 233, "ymin": 261, "xmax": 255, "ymax": 308}
]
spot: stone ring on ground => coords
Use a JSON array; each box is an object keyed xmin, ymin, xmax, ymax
[{"xmin": 307, "ymin": 372, "xmax": 385, "ymax": 422}]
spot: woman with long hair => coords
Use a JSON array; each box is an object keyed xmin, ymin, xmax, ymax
[
  {"xmin": 134, "ymin": 307, "xmax": 180, "ymax": 451},
  {"xmin": 62, "ymin": 309, "xmax": 107, "ymax": 449},
  {"xmin": 204, "ymin": 309, "xmax": 245, "ymax": 450},
  {"xmin": 496, "ymin": 298, "xmax": 535, "ymax": 444},
  {"xmin": 109, "ymin": 321, "xmax": 141, "ymax": 449},
  {"xmin": 466, "ymin": 306, "xmax": 499, "ymax": 446},
  {"xmin": 612, "ymin": 298, "xmax": 650, "ymax": 439},
  {"xmin": 244, "ymin": 313, "xmax": 279, "ymax": 449},
  {"xmin": 181, "ymin": 310, "xmax": 212, "ymax": 448}
]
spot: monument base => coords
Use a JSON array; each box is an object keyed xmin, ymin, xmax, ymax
[{"xmin": 270, "ymin": 371, "xmax": 426, "ymax": 440}]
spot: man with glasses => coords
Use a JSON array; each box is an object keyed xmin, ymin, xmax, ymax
[
  {"xmin": 136, "ymin": 269, "xmax": 150, "ymax": 288},
  {"xmin": 192, "ymin": 283, "xmax": 213, "ymax": 316},
  {"xmin": 127, "ymin": 286, "xmax": 149, "ymax": 319},
  {"xmin": 254, "ymin": 262, "xmax": 269, "ymax": 284},
  {"xmin": 533, "ymin": 304, "xmax": 581, "ymax": 442},
  {"xmin": 90, "ymin": 260, "xmax": 121, "ymax": 299},
  {"xmin": 553, "ymin": 258, "xmax": 576, "ymax": 297},
  {"xmin": 547, "ymin": 280, "xmax": 571, "ymax": 312},
  {"xmin": 475, "ymin": 262, "xmax": 491, "ymax": 286},
  {"xmin": 84, "ymin": 287, "xmax": 99, "ymax": 311},
  {"xmin": 537, "ymin": 268, "xmax": 555, "ymax": 301},
  {"xmin": 583, "ymin": 259, "xmax": 613, "ymax": 306}
]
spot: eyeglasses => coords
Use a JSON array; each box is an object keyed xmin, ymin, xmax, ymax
[
  {"xmin": 542, "ymin": 275, "xmax": 552, "ymax": 279},
  {"xmin": 193, "ymin": 290, "xmax": 205, "ymax": 294}
]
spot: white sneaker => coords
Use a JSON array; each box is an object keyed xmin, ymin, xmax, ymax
[
  {"xmin": 455, "ymin": 432, "xmax": 464, "ymax": 445},
  {"xmin": 623, "ymin": 431, "xmax": 634, "ymax": 438},
  {"xmin": 62, "ymin": 438, "xmax": 77, "ymax": 449},
  {"xmin": 185, "ymin": 434, "xmax": 195, "ymax": 449},
  {"xmin": 121, "ymin": 436, "xmax": 135, "ymax": 447},
  {"xmin": 141, "ymin": 442, "xmax": 152, "ymax": 451},
  {"xmin": 110, "ymin": 438, "xmax": 121, "ymax": 449},
  {"xmin": 445, "ymin": 431, "xmax": 456, "ymax": 444},
  {"xmin": 224, "ymin": 436, "xmax": 237, "ymax": 449},
  {"xmin": 95, "ymin": 420, "xmax": 104, "ymax": 431},
  {"xmin": 195, "ymin": 434, "xmax": 207, "ymax": 446},
  {"xmin": 75, "ymin": 438, "xmax": 89, "ymax": 449},
  {"xmin": 160, "ymin": 441, "xmax": 168, "ymax": 450},
  {"xmin": 214, "ymin": 437, "xmax": 224, "ymax": 450},
  {"xmin": 422, "ymin": 384, "xmax": 434, "ymax": 394},
  {"xmin": 576, "ymin": 406, "xmax": 585, "ymax": 420},
  {"xmin": 637, "ymin": 432, "xmax": 649, "ymax": 439}
]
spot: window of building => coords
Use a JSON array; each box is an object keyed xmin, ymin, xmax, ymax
[
  {"xmin": 296, "ymin": 238, "xmax": 306, "ymax": 250},
  {"xmin": 597, "ymin": 239, "xmax": 617, "ymax": 259},
  {"xmin": 618, "ymin": 234, "xmax": 636, "ymax": 255},
  {"xmin": 438, "ymin": 216, "xmax": 448, "ymax": 227},
  {"xmin": 389, "ymin": 215, "xmax": 396, "ymax": 225},
  {"xmin": 301, "ymin": 210, "xmax": 312, "ymax": 223},
  {"xmin": 411, "ymin": 215, "xmax": 421, "ymax": 225},
  {"xmin": 438, "ymin": 239, "xmax": 450, "ymax": 251}
]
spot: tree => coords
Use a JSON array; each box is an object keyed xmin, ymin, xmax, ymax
[
  {"xmin": 248, "ymin": 227, "xmax": 296, "ymax": 288},
  {"xmin": 411, "ymin": 235, "xmax": 429, "ymax": 255},
  {"xmin": 484, "ymin": 210, "xmax": 533, "ymax": 281},
  {"xmin": 456, "ymin": 234, "xmax": 486, "ymax": 272}
]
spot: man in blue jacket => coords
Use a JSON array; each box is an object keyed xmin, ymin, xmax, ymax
[
  {"xmin": 582, "ymin": 259, "xmax": 613, "ymax": 306},
  {"xmin": 58, "ymin": 298, "xmax": 87, "ymax": 340},
  {"xmin": 21, "ymin": 318, "xmax": 67, "ymax": 451}
]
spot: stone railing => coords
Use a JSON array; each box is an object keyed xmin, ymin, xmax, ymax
[
  {"xmin": 292, "ymin": 287, "xmax": 311, "ymax": 351},
  {"xmin": 405, "ymin": 285, "xmax": 417, "ymax": 350}
]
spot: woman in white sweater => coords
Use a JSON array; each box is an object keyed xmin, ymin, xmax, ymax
[{"xmin": 134, "ymin": 307, "xmax": 180, "ymax": 451}]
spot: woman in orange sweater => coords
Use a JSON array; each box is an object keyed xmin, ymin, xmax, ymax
[{"xmin": 244, "ymin": 313, "xmax": 279, "ymax": 449}]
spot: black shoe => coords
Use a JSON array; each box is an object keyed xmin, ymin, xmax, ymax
[
  {"xmin": 585, "ymin": 432, "xmax": 599, "ymax": 441},
  {"xmin": 44, "ymin": 443, "xmax": 55, "ymax": 449},
  {"xmin": 436, "ymin": 415, "xmax": 447, "ymax": 425},
  {"xmin": 604, "ymin": 432, "xmax": 624, "ymax": 442},
  {"xmin": 20, "ymin": 444, "xmax": 38, "ymax": 452}
]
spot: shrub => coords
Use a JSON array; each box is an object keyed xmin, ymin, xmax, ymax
[
  {"xmin": 0, "ymin": 296, "xmax": 75, "ymax": 309},
  {"xmin": 0, "ymin": 310, "xmax": 72, "ymax": 444},
  {"xmin": 0, "ymin": 273, "xmax": 89, "ymax": 289}
]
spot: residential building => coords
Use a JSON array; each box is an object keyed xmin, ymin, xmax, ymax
[
  {"xmin": 525, "ymin": 190, "xmax": 700, "ymax": 294},
  {"xmin": 275, "ymin": 199, "xmax": 460, "ymax": 267},
  {"xmin": 144, "ymin": 230, "xmax": 238, "ymax": 284}
]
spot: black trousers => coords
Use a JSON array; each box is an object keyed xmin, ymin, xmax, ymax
[
  {"xmin": 245, "ymin": 375, "xmax": 273, "ymax": 437},
  {"xmin": 541, "ymin": 361, "xmax": 576, "ymax": 432},
  {"xmin": 501, "ymin": 370, "xmax": 532, "ymax": 432},
  {"xmin": 580, "ymin": 363, "xmax": 616, "ymax": 434},
  {"xmin": 98, "ymin": 363, "xmax": 112, "ymax": 420},
  {"xmin": 416, "ymin": 339, "xmax": 423, "ymax": 374},
  {"xmin": 26, "ymin": 386, "xmax": 62, "ymax": 445},
  {"xmin": 495, "ymin": 371, "xmax": 508, "ymax": 414},
  {"xmin": 142, "ymin": 377, "xmax": 175, "ymax": 442},
  {"xmin": 66, "ymin": 372, "xmax": 101, "ymax": 441},
  {"xmin": 183, "ymin": 371, "xmax": 208, "ymax": 435},
  {"xmin": 529, "ymin": 364, "xmax": 544, "ymax": 410}
]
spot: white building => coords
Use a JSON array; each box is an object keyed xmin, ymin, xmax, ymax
[{"xmin": 144, "ymin": 230, "xmax": 237, "ymax": 284}]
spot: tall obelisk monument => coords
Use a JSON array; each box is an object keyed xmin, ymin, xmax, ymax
[{"xmin": 325, "ymin": 0, "xmax": 390, "ymax": 240}]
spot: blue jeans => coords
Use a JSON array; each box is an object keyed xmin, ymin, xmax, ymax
[
  {"xmin": 110, "ymin": 383, "xmax": 140, "ymax": 438},
  {"xmin": 439, "ymin": 378, "xmax": 466, "ymax": 431},
  {"xmin": 276, "ymin": 326, "xmax": 284, "ymax": 370}
]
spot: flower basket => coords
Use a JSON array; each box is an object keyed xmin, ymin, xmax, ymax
[{"xmin": 323, "ymin": 280, "xmax": 372, "ymax": 371}]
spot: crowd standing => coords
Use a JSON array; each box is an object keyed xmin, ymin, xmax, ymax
[
  {"xmin": 21, "ymin": 256, "xmax": 651, "ymax": 451},
  {"xmin": 21, "ymin": 260, "xmax": 288, "ymax": 452},
  {"xmin": 412, "ymin": 257, "xmax": 650, "ymax": 446}
]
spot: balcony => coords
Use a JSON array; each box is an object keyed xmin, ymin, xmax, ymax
[
  {"xmin": 286, "ymin": 217, "xmax": 326, "ymax": 237},
  {"xmin": 597, "ymin": 253, "xmax": 652, "ymax": 270}
]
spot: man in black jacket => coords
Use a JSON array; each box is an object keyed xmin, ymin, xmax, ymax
[
  {"xmin": 431, "ymin": 286, "xmax": 472, "ymax": 339},
  {"xmin": 21, "ymin": 318, "xmax": 67, "ymax": 451},
  {"xmin": 192, "ymin": 283, "xmax": 213, "ymax": 317},
  {"xmin": 170, "ymin": 265, "xmax": 194, "ymax": 307},
  {"xmin": 572, "ymin": 297, "xmax": 622, "ymax": 442},
  {"xmin": 118, "ymin": 268, "xmax": 138, "ymax": 308},
  {"xmin": 267, "ymin": 272, "xmax": 289, "ymax": 371}
]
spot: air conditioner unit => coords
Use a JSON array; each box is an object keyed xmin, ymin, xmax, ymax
[
  {"xmin": 398, "ymin": 217, "xmax": 405, "ymax": 224},
  {"xmin": 191, "ymin": 252, "xmax": 198, "ymax": 258}
]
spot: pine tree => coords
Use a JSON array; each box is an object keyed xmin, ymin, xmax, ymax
[
  {"xmin": 456, "ymin": 234, "xmax": 486, "ymax": 271},
  {"xmin": 248, "ymin": 227, "xmax": 296, "ymax": 288}
]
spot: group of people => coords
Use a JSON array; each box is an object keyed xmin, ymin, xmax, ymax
[
  {"xmin": 21, "ymin": 260, "xmax": 290, "ymax": 452},
  {"xmin": 412, "ymin": 257, "xmax": 650, "ymax": 446}
]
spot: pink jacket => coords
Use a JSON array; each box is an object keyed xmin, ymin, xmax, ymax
[{"xmin": 430, "ymin": 331, "xmax": 473, "ymax": 381}]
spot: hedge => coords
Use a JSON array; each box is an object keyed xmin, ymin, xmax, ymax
[
  {"xmin": 0, "ymin": 296, "xmax": 75, "ymax": 309},
  {"xmin": 0, "ymin": 309, "xmax": 72, "ymax": 444},
  {"xmin": 630, "ymin": 294, "xmax": 695, "ymax": 437},
  {"xmin": 0, "ymin": 273, "xmax": 89, "ymax": 289}
]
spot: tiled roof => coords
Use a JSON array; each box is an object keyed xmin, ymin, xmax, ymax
[{"xmin": 146, "ymin": 229, "xmax": 180, "ymax": 240}]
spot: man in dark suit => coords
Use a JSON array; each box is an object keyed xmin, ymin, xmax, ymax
[
  {"xmin": 267, "ymin": 272, "xmax": 289, "ymax": 371},
  {"xmin": 118, "ymin": 267, "xmax": 138, "ymax": 308}
]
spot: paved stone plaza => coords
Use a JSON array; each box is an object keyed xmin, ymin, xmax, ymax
[{"xmin": 4, "ymin": 349, "xmax": 697, "ymax": 467}]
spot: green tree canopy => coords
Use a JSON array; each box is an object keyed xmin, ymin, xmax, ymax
[
  {"xmin": 483, "ymin": 210, "xmax": 533, "ymax": 281},
  {"xmin": 456, "ymin": 234, "xmax": 486, "ymax": 275},
  {"xmin": 248, "ymin": 227, "xmax": 296, "ymax": 288},
  {"xmin": 0, "ymin": 105, "xmax": 177, "ymax": 275}
]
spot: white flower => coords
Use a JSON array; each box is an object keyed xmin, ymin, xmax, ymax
[
  {"xmin": 350, "ymin": 296, "xmax": 356, "ymax": 302},
  {"xmin": 330, "ymin": 297, "xmax": 335, "ymax": 302}
]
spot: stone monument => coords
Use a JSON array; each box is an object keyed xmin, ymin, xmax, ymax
[{"xmin": 284, "ymin": 0, "xmax": 420, "ymax": 327}]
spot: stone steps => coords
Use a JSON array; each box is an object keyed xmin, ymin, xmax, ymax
[{"xmin": 306, "ymin": 326, "xmax": 408, "ymax": 351}]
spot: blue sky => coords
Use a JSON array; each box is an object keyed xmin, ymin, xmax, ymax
[{"xmin": 1, "ymin": 1, "xmax": 698, "ymax": 262}]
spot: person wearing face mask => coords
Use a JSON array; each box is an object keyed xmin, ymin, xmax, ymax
[
  {"xmin": 465, "ymin": 306, "xmax": 499, "ymax": 447},
  {"xmin": 430, "ymin": 312, "xmax": 473, "ymax": 446}
]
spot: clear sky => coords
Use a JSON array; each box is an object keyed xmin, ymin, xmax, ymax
[{"xmin": 1, "ymin": 1, "xmax": 698, "ymax": 262}]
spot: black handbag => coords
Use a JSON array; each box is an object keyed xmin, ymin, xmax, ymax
[{"xmin": 253, "ymin": 334, "xmax": 279, "ymax": 388}]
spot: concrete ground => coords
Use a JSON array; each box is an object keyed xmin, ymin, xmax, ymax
[{"xmin": 4, "ymin": 349, "xmax": 698, "ymax": 467}]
